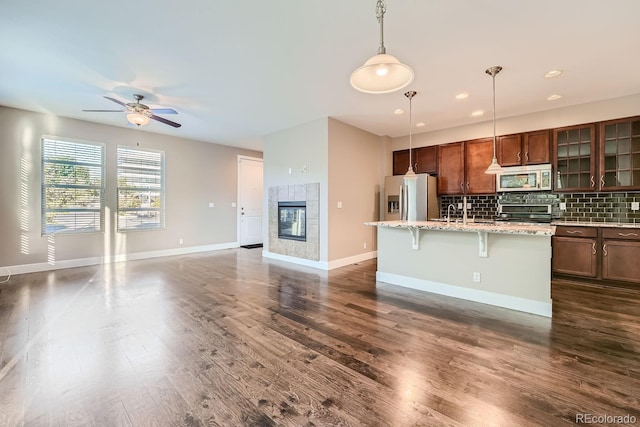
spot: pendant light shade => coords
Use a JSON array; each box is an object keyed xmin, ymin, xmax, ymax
[
  {"xmin": 350, "ymin": 0, "xmax": 414, "ymax": 94},
  {"xmin": 485, "ymin": 65, "xmax": 503, "ymax": 175}
]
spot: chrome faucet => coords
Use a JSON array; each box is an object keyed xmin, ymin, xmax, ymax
[{"xmin": 447, "ymin": 204, "xmax": 456, "ymax": 224}]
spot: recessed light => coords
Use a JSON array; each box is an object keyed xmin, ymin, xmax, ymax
[
  {"xmin": 455, "ymin": 92, "xmax": 469, "ymax": 100},
  {"xmin": 394, "ymin": 109, "xmax": 404, "ymax": 115},
  {"xmin": 547, "ymin": 94, "xmax": 562, "ymax": 101},
  {"xmin": 544, "ymin": 69, "xmax": 563, "ymax": 78},
  {"xmin": 416, "ymin": 122, "xmax": 425, "ymax": 127},
  {"xmin": 471, "ymin": 110, "xmax": 484, "ymax": 117}
]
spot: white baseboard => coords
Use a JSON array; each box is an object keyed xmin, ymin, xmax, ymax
[
  {"xmin": 326, "ymin": 251, "xmax": 377, "ymax": 270},
  {"xmin": 262, "ymin": 250, "xmax": 326, "ymax": 270},
  {"xmin": 1, "ymin": 242, "xmax": 240, "ymax": 276},
  {"xmin": 262, "ymin": 250, "xmax": 377, "ymax": 271},
  {"xmin": 376, "ymin": 271, "xmax": 552, "ymax": 318}
]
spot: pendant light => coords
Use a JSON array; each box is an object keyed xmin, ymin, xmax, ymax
[
  {"xmin": 403, "ymin": 90, "xmax": 418, "ymax": 221},
  {"xmin": 404, "ymin": 90, "xmax": 417, "ymax": 178},
  {"xmin": 350, "ymin": 0, "xmax": 414, "ymax": 94},
  {"xmin": 484, "ymin": 65, "xmax": 503, "ymax": 175}
]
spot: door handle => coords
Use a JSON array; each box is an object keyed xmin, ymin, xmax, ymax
[
  {"xmin": 590, "ymin": 176, "xmax": 595, "ymax": 188},
  {"xmin": 602, "ymin": 244, "xmax": 607, "ymax": 256},
  {"xmin": 618, "ymin": 232, "xmax": 639, "ymax": 237},
  {"xmin": 517, "ymin": 152, "xmax": 521, "ymax": 162},
  {"xmin": 592, "ymin": 242, "xmax": 596, "ymax": 255},
  {"xmin": 566, "ymin": 230, "xmax": 583, "ymax": 234},
  {"xmin": 460, "ymin": 182, "xmax": 464, "ymax": 192},
  {"xmin": 600, "ymin": 175, "xmax": 605, "ymax": 188},
  {"xmin": 525, "ymin": 151, "xmax": 529, "ymax": 163}
]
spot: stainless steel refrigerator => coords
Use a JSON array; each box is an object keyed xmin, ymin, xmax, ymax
[{"xmin": 383, "ymin": 174, "xmax": 439, "ymax": 221}]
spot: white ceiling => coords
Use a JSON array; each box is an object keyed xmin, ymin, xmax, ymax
[{"xmin": 1, "ymin": 1, "xmax": 639, "ymax": 152}]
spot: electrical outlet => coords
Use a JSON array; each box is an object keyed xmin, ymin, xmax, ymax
[
  {"xmin": 209, "ymin": 202, "xmax": 214, "ymax": 208},
  {"xmin": 473, "ymin": 272, "xmax": 481, "ymax": 283},
  {"xmin": 179, "ymin": 238, "xmax": 184, "ymax": 245},
  {"xmin": 363, "ymin": 242, "xmax": 367, "ymax": 249},
  {"xmin": 631, "ymin": 202, "xmax": 639, "ymax": 211},
  {"xmin": 457, "ymin": 203, "xmax": 463, "ymax": 209},
  {"xmin": 337, "ymin": 201, "xmax": 343, "ymax": 209},
  {"xmin": 559, "ymin": 202, "xmax": 567, "ymax": 211},
  {"xmin": 466, "ymin": 203, "xmax": 472, "ymax": 209},
  {"xmin": 231, "ymin": 202, "xmax": 237, "ymax": 208}
]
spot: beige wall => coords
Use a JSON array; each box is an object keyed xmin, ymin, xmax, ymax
[
  {"xmin": 0, "ymin": 106, "xmax": 260, "ymax": 271},
  {"xmin": 389, "ymin": 93, "xmax": 640, "ymax": 174},
  {"xmin": 263, "ymin": 118, "xmax": 329, "ymax": 260},
  {"xmin": 327, "ymin": 118, "xmax": 384, "ymax": 261}
]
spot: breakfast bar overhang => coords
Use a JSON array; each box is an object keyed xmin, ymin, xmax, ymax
[{"xmin": 367, "ymin": 220, "xmax": 556, "ymax": 317}]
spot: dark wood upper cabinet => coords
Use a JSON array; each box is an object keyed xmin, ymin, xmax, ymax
[
  {"xmin": 414, "ymin": 146, "xmax": 437, "ymax": 174},
  {"xmin": 599, "ymin": 116, "xmax": 640, "ymax": 191},
  {"xmin": 393, "ymin": 146, "xmax": 438, "ymax": 176},
  {"xmin": 436, "ymin": 139, "xmax": 495, "ymax": 195},
  {"xmin": 498, "ymin": 130, "xmax": 550, "ymax": 166},
  {"xmin": 497, "ymin": 134, "xmax": 522, "ymax": 166},
  {"xmin": 465, "ymin": 138, "xmax": 496, "ymax": 194},
  {"xmin": 553, "ymin": 124, "xmax": 597, "ymax": 192},
  {"xmin": 392, "ymin": 150, "xmax": 410, "ymax": 176},
  {"xmin": 437, "ymin": 142, "xmax": 465, "ymax": 195}
]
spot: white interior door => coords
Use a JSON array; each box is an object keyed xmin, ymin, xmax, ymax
[{"xmin": 238, "ymin": 156, "xmax": 263, "ymax": 246}]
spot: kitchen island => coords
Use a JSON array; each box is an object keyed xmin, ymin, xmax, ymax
[{"xmin": 366, "ymin": 220, "xmax": 556, "ymax": 317}]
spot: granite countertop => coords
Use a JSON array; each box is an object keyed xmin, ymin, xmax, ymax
[
  {"xmin": 552, "ymin": 220, "xmax": 640, "ymax": 229},
  {"xmin": 365, "ymin": 220, "xmax": 555, "ymax": 236}
]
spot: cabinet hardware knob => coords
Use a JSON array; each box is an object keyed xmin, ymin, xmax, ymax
[
  {"xmin": 618, "ymin": 232, "xmax": 638, "ymax": 237},
  {"xmin": 592, "ymin": 242, "xmax": 596, "ymax": 255},
  {"xmin": 566, "ymin": 230, "xmax": 583, "ymax": 234},
  {"xmin": 590, "ymin": 176, "xmax": 595, "ymax": 188},
  {"xmin": 603, "ymin": 244, "xmax": 608, "ymax": 256}
]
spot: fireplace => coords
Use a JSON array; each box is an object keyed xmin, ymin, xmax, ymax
[{"xmin": 278, "ymin": 201, "xmax": 306, "ymax": 241}]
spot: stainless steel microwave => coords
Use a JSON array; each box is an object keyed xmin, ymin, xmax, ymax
[{"xmin": 496, "ymin": 164, "xmax": 552, "ymax": 192}]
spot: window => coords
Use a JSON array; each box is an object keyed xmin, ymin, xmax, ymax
[
  {"xmin": 42, "ymin": 136, "xmax": 105, "ymax": 234},
  {"xmin": 117, "ymin": 146, "xmax": 164, "ymax": 231}
]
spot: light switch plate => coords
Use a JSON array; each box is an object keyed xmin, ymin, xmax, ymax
[{"xmin": 209, "ymin": 202, "xmax": 214, "ymax": 208}]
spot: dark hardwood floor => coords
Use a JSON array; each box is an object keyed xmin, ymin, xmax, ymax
[{"xmin": 0, "ymin": 249, "xmax": 639, "ymax": 426}]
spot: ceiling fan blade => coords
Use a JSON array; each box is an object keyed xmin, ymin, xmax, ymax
[
  {"xmin": 150, "ymin": 114, "xmax": 181, "ymax": 128},
  {"xmin": 104, "ymin": 96, "xmax": 127, "ymax": 107},
  {"xmin": 82, "ymin": 109, "xmax": 125, "ymax": 112},
  {"xmin": 150, "ymin": 108, "xmax": 178, "ymax": 115}
]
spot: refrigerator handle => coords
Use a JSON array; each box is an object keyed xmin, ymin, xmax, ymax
[{"xmin": 400, "ymin": 184, "xmax": 406, "ymax": 220}]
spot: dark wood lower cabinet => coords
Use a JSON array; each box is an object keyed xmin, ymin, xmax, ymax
[
  {"xmin": 601, "ymin": 239, "xmax": 640, "ymax": 282},
  {"xmin": 553, "ymin": 226, "xmax": 640, "ymax": 287},
  {"xmin": 552, "ymin": 236, "xmax": 597, "ymax": 277}
]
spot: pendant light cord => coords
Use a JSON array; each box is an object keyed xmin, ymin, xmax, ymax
[
  {"xmin": 492, "ymin": 72, "xmax": 497, "ymax": 158},
  {"xmin": 376, "ymin": 0, "xmax": 386, "ymax": 54},
  {"xmin": 405, "ymin": 91, "xmax": 417, "ymax": 173}
]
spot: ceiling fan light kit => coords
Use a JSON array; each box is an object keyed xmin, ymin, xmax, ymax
[
  {"xmin": 350, "ymin": 0, "xmax": 414, "ymax": 94},
  {"xmin": 126, "ymin": 112, "xmax": 150, "ymax": 126}
]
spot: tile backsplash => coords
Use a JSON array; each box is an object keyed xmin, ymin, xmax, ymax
[{"xmin": 439, "ymin": 192, "xmax": 640, "ymax": 224}]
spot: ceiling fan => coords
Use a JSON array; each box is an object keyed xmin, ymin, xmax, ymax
[{"xmin": 82, "ymin": 94, "xmax": 181, "ymax": 128}]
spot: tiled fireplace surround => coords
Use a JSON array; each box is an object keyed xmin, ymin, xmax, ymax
[
  {"xmin": 268, "ymin": 183, "xmax": 320, "ymax": 261},
  {"xmin": 440, "ymin": 191, "xmax": 640, "ymax": 224}
]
